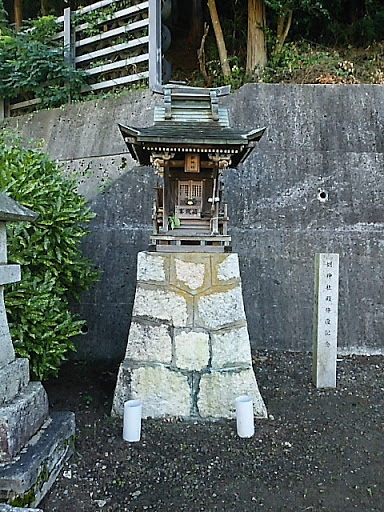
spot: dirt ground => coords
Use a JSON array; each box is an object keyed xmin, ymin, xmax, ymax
[{"xmin": 40, "ymin": 351, "xmax": 384, "ymax": 512}]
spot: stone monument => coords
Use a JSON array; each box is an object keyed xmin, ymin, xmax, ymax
[
  {"xmin": 313, "ymin": 253, "xmax": 340, "ymax": 388},
  {"xmin": 112, "ymin": 85, "xmax": 267, "ymax": 420},
  {"xmin": 0, "ymin": 193, "xmax": 75, "ymax": 507}
]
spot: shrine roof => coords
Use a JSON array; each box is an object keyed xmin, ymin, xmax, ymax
[
  {"xmin": 119, "ymin": 85, "xmax": 265, "ymax": 167},
  {"xmin": 119, "ymin": 122, "xmax": 265, "ymax": 146}
]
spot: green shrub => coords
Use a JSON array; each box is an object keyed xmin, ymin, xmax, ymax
[
  {"xmin": 0, "ymin": 131, "xmax": 98, "ymax": 380},
  {"xmin": 0, "ymin": 15, "xmax": 87, "ymax": 109}
]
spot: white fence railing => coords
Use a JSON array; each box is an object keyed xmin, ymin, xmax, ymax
[{"xmin": 2, "ymin": 0, "xmax": 161, "ymax": 117}]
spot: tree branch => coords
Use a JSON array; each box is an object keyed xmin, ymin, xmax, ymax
[
  {"xmin": 274, "ymin": 10, "xmax": 293, "ymax": 55},
  {"xmin": 197, "ymin": 23, "xmax": 213, "ymax": 87}
]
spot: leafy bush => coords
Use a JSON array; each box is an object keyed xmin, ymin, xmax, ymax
[{"xmin": 0, "ymin": 131, "xmax": 98, "ymax": 380}]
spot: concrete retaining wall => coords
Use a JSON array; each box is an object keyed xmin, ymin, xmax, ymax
[{"xmin": 5, "ymin": 84, "xmax": 384, "ymax": 358}]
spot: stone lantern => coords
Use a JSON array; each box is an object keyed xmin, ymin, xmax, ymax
[
  {"xmin": 0, "ymin": 194, "xmax": 75, "ymax": 507},
  {"xmin": 112, "ymin": 86, "xmax": 267, "ymax": 421}
]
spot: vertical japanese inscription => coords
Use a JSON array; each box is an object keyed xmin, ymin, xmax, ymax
[{"xmin": 313, "ymin": 253, "xmax": 339, "ymax": 388}]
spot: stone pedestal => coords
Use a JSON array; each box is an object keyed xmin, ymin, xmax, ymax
[
  {"xmin": 0, "ymin": 199, "xmax": 75, "ymax": 508},
  {"xmin": 112, "ymin": 252, "xmax": 267, "ymax": 420},
  {"xmin": 0, "ymin": 355, "xmax": 75, "ymax": 507}
]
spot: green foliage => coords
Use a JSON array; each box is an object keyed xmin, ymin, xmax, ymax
[
  {"xmin": 74, "ymin": 0, "xmax": 132, "ymax": 37},
  {"xmin": 260, "ymin": 40, "xmax": 384, "ymax": 84},
  {"xmin": 0, "ymin": 131, "xmax": 98, "ymax": 380},
  {"xmin": 266, "ymin": 0, "xmax": 328, "ymax": 16},
  {"xmin": 168, "ymin": 213, "xmax": 180, "ymax": 230},
  {"xmin": 24, "ymin": 15, "xmax": 61, "ymax": 43},
  {"xmin": 0, "ymin": 0, "xmax": 7, "ymax": 29},
  {"xmin": 0, "ymin": 14, "xmax": 87, "ymax": 109},
  {"xmin": 319, "ymin": 0, "xmax": 384, "ymax": 45}
]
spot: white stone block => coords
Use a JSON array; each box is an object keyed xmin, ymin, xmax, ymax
[
  {"xmin": 137, "ymin": 252, "xmax": 165, "ymax": 282},
  {"xmin": 211, "ymin": 326, "xmax": 252, "ymax": 368},
  {"xmin": 113, "ymin": 364, "xmax": 191, "ymax": 419},
  {"xmin": 216, "ymin": 254, "xmax": 240, "ymax": 281},
  {"xmin": 197, "ymin": 286, "xmax": 246, "ymax": 330},
  {"xmin": 125, "ymin": 322, "xmax": 172, "ymax": 364},
  {"xmin": 198, "ymin": 369, "xmax": 267, "ymax": 419},
  {"xmin": 174, "ymin": 330, "xmax": 210, "ymax": 371},
  {"xmin": 0, "ymin": 265, "xmax": 20, "ymax": 286},
  {"xmin": 133, "ymin": 366, "xmax": 191, "ymax": 418},
  {"xmin": 132, "ymin": 286, "xmax": 189, "ymax": 327},
  {"xmin": 175, "ymin": 258, "xmax": 205, "ymax": 291}
]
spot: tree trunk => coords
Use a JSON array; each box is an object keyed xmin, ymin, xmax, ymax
[
  {"xmin": 14, "ymin": 0, "xmax": 23, "ymax": 27},
  {"xmin": 274, "ymin": 10, "xmax": 293, "ymax": 55},
  {"xmin": 207, "ymin": 0, "xmax": 231, "ymax": 78},
  {"xmin": 246, "ymin": 0, "xmax": 267, "ymax": 75},
  {"xmin": 188, "ymin": 0, "xmax": 204, "ymax": 49},
  {"xmin": 41, "ymin": 0, "xmax": 50, "ymax": 15}
]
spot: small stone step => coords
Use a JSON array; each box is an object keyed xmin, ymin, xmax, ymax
[
  {"xmin": 0, "ymin": 412, "xmax": 75, "ymax": 507},
  {"xmin": 0, "ymin": 383, "xmax": 48, "ymax": 462},
  {"xmin": 0, "ymin": 505, "xmax": 42, "ymax": 512},
  {"xmin": 0, "ymin": 359, "xmax": 30, "ymax": 406}
]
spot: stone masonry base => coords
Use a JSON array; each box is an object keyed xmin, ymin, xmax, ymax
[{"xmin": 112, "ymin": 252, "xmax": 267, "ymax": 420}]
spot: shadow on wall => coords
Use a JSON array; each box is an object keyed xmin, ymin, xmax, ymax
[{"xmin": 70, "ymin": 167, "xmax": 155, "ymax": 361}]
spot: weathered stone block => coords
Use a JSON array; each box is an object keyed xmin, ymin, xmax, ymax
[
  {"xmin": 174, "ymin": 258, "xmax": 205, "ymax": 291},
  {"xmin": 137, "ymin": 252, "xmax": 166, "ymax": 282},
  {"xmin": 132, "ymin": 286, "xmax": 190, "ymax": 327},
  {"xmin": 174, "ymin": 330, "xmax": 210, "ymax": 371},
  {"xmin": 125, "ymin": 322, "xmax": 172, "ymax": 364},
  {"xmin": 0, "ymin": 412, "xmax": 75, "ymax": 507},
  {"xmin": 0, "ymin": 383, "xmax": 49, "ymax": 462},
  {"xmin": 198, "ymin": 369, "xmax": 267, "ymax": 419},
  {"xmin": 112, "ymin": 362, "xmax": 191, "ymax": 419},
  {"xmin": 0, "ymin": 223, "xmax": 7, "ymax": 263},
  {"xmin": 0, "ymin": 265, "xmax": 20, "ymax": 286},
  {"xmin": 211, "ymin": 327, "xmax": 252, "ymax": 368},
  {"xmin": 216, "ymin": 254, "xmax": 240, "ymax": 282},
  {"xmin": 197, "ymin": 286, "xmax": 246, "ymax": 330},
  {"xmin": 0, "ymin": 292, "xmax": 14, "ymax": 370},
  {"xmin": 0, "ymin": 359, "xmax": 29, "ymax": 406}
]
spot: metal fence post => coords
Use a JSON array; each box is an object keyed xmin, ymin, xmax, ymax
[
  {"xmin": 148, "ymin": 0, "xmax": 162, "ymax": 92},
  {"xmin": 0, "ymin": 99, "xmax": 10, "ymax": 120},
  {"xmin": 63, "ymin": 7, "xmax": 75, "ymax": 104},
  {"xmin": 64, "ymin": 7, "xmax": 75, "ymax": 68}
]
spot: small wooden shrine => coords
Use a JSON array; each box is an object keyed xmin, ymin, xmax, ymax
[
  {"xmin": 119, "ymin": 85, "xmax": 265, "ymax": 251},
  {"xmin": 112, "ymin": 86, "xmax": 268, "ymax": 421}
]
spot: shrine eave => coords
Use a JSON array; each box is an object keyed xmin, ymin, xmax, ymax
[{"xmin": 118, "ymin": 123, "xmax": 266, "ymax": 167}]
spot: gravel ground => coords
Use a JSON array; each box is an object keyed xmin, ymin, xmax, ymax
[{"xmin": 40, "ymin": 351, "xmax": 384, "ymax": 512}]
